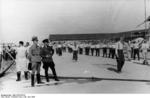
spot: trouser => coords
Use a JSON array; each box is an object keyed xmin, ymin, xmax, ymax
[
  {"xmin": 73, "ymin": 51, "xmax": 78, "ymax": 61},
  {"xmin": 112, "ymin": 49, "xmax": 116, "ymax": 59},
  {"xmin": 127, "ymin": 50, "xmax": 131, "ymax": 60},
  {"xmin": 85, "ymin": 48, "xmax": 90, "ymax": 55},
  {"xmin": 108, "ymin": 48, "xmax": 112, "ymax": 58},
  {"xmin": 79, "ymin": 48, "xmax": 83, "ymax": 54},
  {"xmin": 103, "ymin": 48, "xmax": 107, "ymax": 57},
  {"xmin": 62, "ymin": 47, "xmax": 66, "ymax": 52},
  {"xmin": 43, "ymin": 62, "xmax": 58, "ymax": 81},
  {"xmin": 85, "ymin": 48, "xmax": 88, "ymax": 55},
  {"xmin": 0, "ymin": 54, "xmax": 2, "ymax": 70},
  {"xmin": 56, "ymin": 48, "xmax": 58, "ymax": 54},
  {"xmin": 116, "ymin": 50, "xmax": 125, "ymax": 72},
  {"xmin": 31, "ymin": 62, "xmax": 41, "ymax": 74},
  {"xmin": 58, "ymin": 48, "xmax": 62, "ymax": 56},
  {"xmin": 31, "ymin": 62, "xmax": 42, "ymax": 86},
  {"xmin": 133, "ymin": 49, "xmax": 140, "ymax": 60},
  {"xmin": 96, "ymin": 49, "xmax": 100, "ymax": 56},
  {"xmin": 16, "ymin": 71, "xmax": 29, "ymax": 81},
  {"xmin": 142, "ymin": 51, "xmax": 148, "ymax": 64},
  {"xmin": 131, "ymin": 48, "xmax": 134, "ymax": 58},
  {"xmin": 91, "ymin": 48, "xmax": 94, "ymax": 56}
]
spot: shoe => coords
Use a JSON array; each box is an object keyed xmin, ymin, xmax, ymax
[
  {"xmin": 116, "ymin": 70, "xmax": 121, "ymax": 73},
  {"xmin": 54, "ymin": 77, "xmax": 59, "ymax": 81},
  {"xmin": 36, "ymin": 74, "xmax": 44, "ymax": 84}
]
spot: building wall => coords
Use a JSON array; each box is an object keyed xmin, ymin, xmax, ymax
[{"xmin": 49, "ymin": 29, "xmax": 148, "ymax": 41}]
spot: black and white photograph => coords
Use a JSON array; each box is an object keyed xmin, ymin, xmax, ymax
[{"xmin": 1, "ymin": 0, "xmax": 150, "ymax": 95}]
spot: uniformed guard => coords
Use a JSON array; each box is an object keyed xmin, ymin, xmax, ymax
[
  {"xmin": 115, "ymin": 37, "xmax": 125, "ymax": 73},
  {"xmin": 29, "ymin": 36, "xmax": 43, "ymax": 87},
  {"xmin": 40, "ymin": 39, "xmax": 59, "ymax": 82}
]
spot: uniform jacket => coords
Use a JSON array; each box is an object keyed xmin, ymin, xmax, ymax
[
  {"xmin": 29, "ymin": 44, "xmax": 41, "ymax": 62},
  {"xmin": 40, "ymin": 45, "xmax": 54, "ymax": 63}
]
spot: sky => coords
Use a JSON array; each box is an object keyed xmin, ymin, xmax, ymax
[{"xmin": 1, "ymin": 0, "xmax": 150, "ymax": 43}]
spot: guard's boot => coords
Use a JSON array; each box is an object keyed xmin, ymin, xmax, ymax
[
  {"xmin": 46, "ymin": 74, "xmax": 49, "ymax": 82},
  {"xmin": 24, "ymin": 71, "xmax": 28, "ymax": 80},
  {"xmin": 54, "ymin": 77, "xmax": 59, "ymax": 81},
  {"xmin": 36, "ymin": 74, "xmax": 44, "ymax": 84},
  {"xmin": 54, "ymin": 75, "xmax": 59, "ymax": 81},
  {"xmin": 16, "ymin": 72, "xmax": 21, "ymax": 81},
  {"xmin": 31, "ymin": 74, "xmax": 35, "ymax": 87},
  {"xmin": 52, "ymin": 69, "xmax": 59, "ymax": 81}
]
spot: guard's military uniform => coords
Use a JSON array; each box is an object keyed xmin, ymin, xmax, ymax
[
  {"xmin": 29, "ymin": 36, "xmax": 43, "ymax": 87},
  {"xmin": 41, "ymin": 39, "xmax": 59, "ymax": 82}
]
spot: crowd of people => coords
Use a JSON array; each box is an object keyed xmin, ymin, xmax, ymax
[{"xmin": 0, "ymin": 36, "xmax": 150, "ymax": 87}]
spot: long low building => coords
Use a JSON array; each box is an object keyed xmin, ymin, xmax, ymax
[{"xmin": 49, "ymin": 29, "xmax": 148, "ymax": 41}]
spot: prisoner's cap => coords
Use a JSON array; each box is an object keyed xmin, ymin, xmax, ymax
[
  {"xmin": 42, "ymin": 39, "xmax": 49, "ymax": 43},
  {"xmin": 32, "ymin": 36, "xmax": 38, "ymax": 41}
]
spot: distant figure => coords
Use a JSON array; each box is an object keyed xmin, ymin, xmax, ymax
[
  {"xmin": 124, "ymin": 41, "xmax": 131, "ymax": 61},
  {"xmin": 72, "ymin": 42, "xmax": 79, "ymax": 61},
  {"xmin": 95, "ymin": 43, "xmax": 100, "ymax": 56},
  {"xmin": 133, "ymin": 41, "xmax": 140, "ymax": 60},
  {"xmin": 57, "ymin": 42, "xmax": 62, "ymax": 56},
  {"xmin": 141, "ymin": 40, "xmax": 149, "ymax": 65},
  {"xmin": 79, "ymin": 44, "xmax": 83, "ymax": 55},
  {"xmin": 102, "ymin": 44, "xmax": 107, "ymax": 57},
  {"xmin": 15, "ymin": 41, "xmax": 28, "ymax": 81},
  {"xmin": 90, "ymin": 44, "xmax": 95, "ymax": 56},
  {"xmin": 115, "ymin": 37, "xmax": 125, "ymax": 73}
]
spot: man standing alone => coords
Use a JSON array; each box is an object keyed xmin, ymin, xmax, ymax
[{"xmin": 115, "ymin": 37, "xmax": 125, "ymax": 73}]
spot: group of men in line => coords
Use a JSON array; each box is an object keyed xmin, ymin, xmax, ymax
[{"xmin": 53, "ymin": 37, "xmax": 150, "ymax": 73}]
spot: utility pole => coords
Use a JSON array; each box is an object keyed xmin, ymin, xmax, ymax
[{"xmin": 144, "ymin": 0, "xmax": 147, "ymax": 38}]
